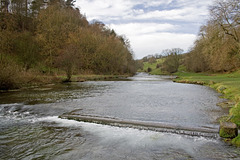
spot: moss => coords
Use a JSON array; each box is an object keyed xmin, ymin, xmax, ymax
[
  {"xmin": 230, "ymin": 103, "xmax": 240, "ymax": 126},
  {"xmin": 218, "ymin": 115, "xmax": 231, "ymax": 123},
  {"xmin": 217, "ymin": 85, "xmax": 227, "ymax": 93},
  {"xmin": 219, "ymin": 128, "xmax": 237, "ymax": 138},
  {"xmin": 219, "ymin": 122, "xmax": 238, "ymax": 139},
  {"xmin": 232, "ymin": 135, "xmax": 240, "ymax": 147}
]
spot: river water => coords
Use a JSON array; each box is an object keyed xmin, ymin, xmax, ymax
[{"xmin": 0, "ymin": 73, "xmax": 239, "ymax": 160}]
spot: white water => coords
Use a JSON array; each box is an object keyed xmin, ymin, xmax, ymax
[{"xmin": 34, "ymin": 116, "xmax": 237, "ymax": 160}]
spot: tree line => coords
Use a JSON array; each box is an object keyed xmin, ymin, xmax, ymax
[
  {"xmin": 136, "ymin": 48, "xmax": 184, "ymax": 74},
  {"xmin": 0, "ymin": 0, "xmax": 136, "ymax": 89},
  {"xmin": 138, "ymin": 0, "xmax": 239, "ymax": 74},
  {"xmin": 185, "ymin": 0, "xmax": 240, "ymax": 72}
]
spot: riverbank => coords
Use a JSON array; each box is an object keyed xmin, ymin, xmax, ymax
[
  {"xmin": 0, "ymin": 74, "xmax": 131, "ymax": 92},
  {"xmin": 60, "ymin": 74, "xmax": 130, "ymax": 82},
  {"xmin": 173, "ymin": 71, "xmax": 240, "ymax": 146}
]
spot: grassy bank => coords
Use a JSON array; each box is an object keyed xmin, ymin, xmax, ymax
[
  {"xmin": 139, "ymin": 59, "xmax": 165, "ymax": 75},
  {"xmin": 140, "ymin": 60, "xmax": 240, "ymax": 145},
  {"xmin": 173, "ymin": 70, "xmax": 240, "ymax": 146}
]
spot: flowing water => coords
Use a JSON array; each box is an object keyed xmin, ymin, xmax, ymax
[{"xmin": 0, "ymin": 73, "xmax": 239, "ymax": 160}]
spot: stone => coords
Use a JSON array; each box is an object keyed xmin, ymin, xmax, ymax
[{"xmin": 219, "ymin": 122, "xmax": 238, "ymax": 139}]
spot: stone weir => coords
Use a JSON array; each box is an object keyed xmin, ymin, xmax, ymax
[{"xmin": 59, "ymin": 114, "xmax": 219, "ymax": 138}]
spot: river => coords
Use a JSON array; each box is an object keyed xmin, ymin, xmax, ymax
[{"xmin": 0, "ymin": 73, "xmax": 239, "ymax": 160}]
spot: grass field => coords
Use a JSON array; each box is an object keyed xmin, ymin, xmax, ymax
[
  {"xmin": 139, "ymin": 59, "xmax": 165, "ymax": 75},
  {"xmin": 174, "ymin": 71, "xmax": 240, "ymax": 103}
]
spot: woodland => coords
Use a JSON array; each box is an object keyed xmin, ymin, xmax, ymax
[
  {"xmin": 185, "ymin": 0, "xmax": 240, "ymax": 73},
  {"xmin": 0, "ymin": 0, "xmax": 136, "ymax": 90}
]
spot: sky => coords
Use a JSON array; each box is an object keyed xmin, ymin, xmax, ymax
[{"xmin": 75, "ymin": 0, "xmax": 213, "ymax": 59}]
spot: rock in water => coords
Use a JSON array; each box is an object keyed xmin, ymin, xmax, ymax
[{"xmin": 219, "ymin": 122, "xmax": 238, "ymax": 138}]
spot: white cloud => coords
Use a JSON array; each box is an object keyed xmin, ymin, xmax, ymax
[
  {"xmin": 76, "ymin": 0, "xmax": 136, "ymax": 21},
  {"xmin": 109, "ymin": 23, "xmax": 177, "ymax": 36},
  {"xmin": 77, "ymin": 0, "xmax": 211, "ymax": 23},
  {"xmin": 134, "ymin": 7, "xmax": 208, "ymax": 22},
  {"xmin": 129, "ymin": 33, "xmax": 196, "ymax": 59},
  {"xmin": 75, "ymin": 0, "xmax": 214, "ymax": 59},
  {"xmin": 109, "ymin": 22, "xmax": 196, "ymax": 59},
  {"xmin": 143, "ymin": 0, "xmax": 174, "ymax": 7}
]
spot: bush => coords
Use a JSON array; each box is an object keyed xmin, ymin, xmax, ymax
[
  {"xmin": 161, "ymin": 49, "xmax": 181, "ymax": 73},
  {"xmin": 0, "ymin": 61, "xmax": 21, "ymax": 90},
  {"xmin": 147, "ymin": 67, "xmax": 152, "ymax": 72},
  {"xmin": 156, "ymin": 63, "xmax": 161, "ymax": 69}
]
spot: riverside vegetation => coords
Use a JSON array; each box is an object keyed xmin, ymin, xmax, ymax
[
  {"xmin": 139, "ymin": 56, "xmax": 240, "ymax": 146},
  {"xmin": 174, "ymin": 71, "xmax": 240, "ymax": 146},
  {"xmin": 137, "ymin": 0, "xmax": 240, "ymax": 146},
  {"xmin": 0, "ymin": 0, "xmax": 136, "ymax": 90}
]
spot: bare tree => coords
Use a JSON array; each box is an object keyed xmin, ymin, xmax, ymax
[
  {"xmin": 1, "ymin": 0, "xmax": 10, "ymax": 13},
  {"xmin": 210, "ymin": 0, "xmax": 240, "ymax": 43}
]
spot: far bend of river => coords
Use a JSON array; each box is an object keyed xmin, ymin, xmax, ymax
[{"xmin": 0, "ymin": 73, "xmax": 240, "ymax": 160}]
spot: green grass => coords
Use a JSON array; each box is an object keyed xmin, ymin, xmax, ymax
[
  {"xmin": 174, "ymin": 71, "xmax": 240, "ymax": 101},
  {"xmin": 140, "ymin": 58, "xmax": 165, "ymax": 75},
  {"xmin": 174, "ymin": 70, "xmax": 240, "ymax": 146},
  {"xmin": 150, "ymin": 68, "xmax": 163, "ymax": 75},
  {"xmin": 142, "ymin": 62, "xmax": 157, "ymax": 71},
  {"xmin": 232, "ymin": 134, "xmax": 240, "ymax": 147}
]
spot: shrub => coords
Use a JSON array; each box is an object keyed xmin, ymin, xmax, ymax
[
  {"xmin": 0, "ymin": 60, "xmax": 21, "ymax": 90},
  {"xmin": 147, "ymin": 67, "xmax": 152, "ymax": 72},
  {"xmin": 156, "ymin": 63, "xmax": 161, "ymax": 69}
]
